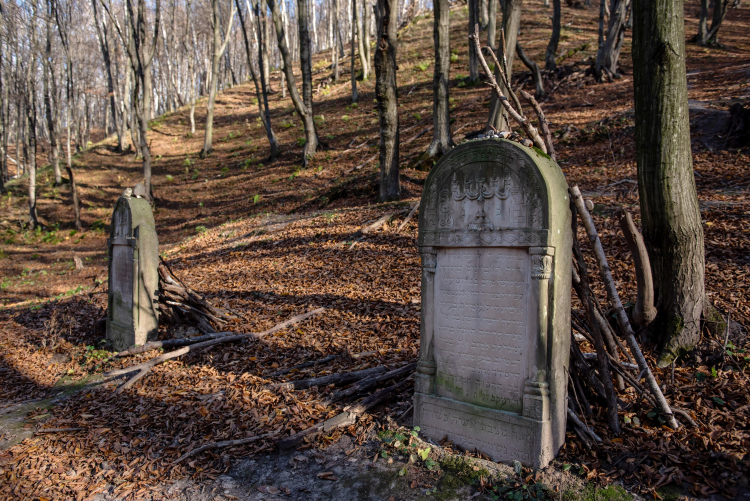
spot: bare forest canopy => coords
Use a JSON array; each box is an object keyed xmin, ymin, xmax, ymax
[{"xmin": 0, "ymin": 0, "xmax": 749, "ymax": 500}]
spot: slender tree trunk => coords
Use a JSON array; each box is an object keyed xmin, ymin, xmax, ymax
[
  {"xmin": 696, "ymin": 0, "xmax": 708, "ymax": 45},
  {"xmin": 268, "ymin": 0, "xmax": 318, "ymax": 164},
  {"xmin": 486, "ymin": 0, "xmax": 523, "ymax": 131},
  {"xmin": 238, "ymin": 0, "xmax": 278, "ymax": 159},
  {"xmin": 516, "ymin": 44, "xmax": 544, "ymax": 98},
  {"xmin": 468, "ymin": 0, "xmax": 479, "ymax": 81},
  {"xmin": 480, "ymin": 0, "xmax": 489, "ymax": 29},
  {"xmin": 261, "ymin": 0, "xmax": 272, "ymax": 91},
  {"xmin": 202, "ymin": 0, "xmax": 235, "ymax": 157},
  {"xmin": 43, "ymin": 0, "xmax": 61, "ymax": 186},
  {"xmin": 298, "ymin": 0, "xmax": 315, "ymax": 113},
  {"xmin": 363, "ymin": 0, "xmax": 371, "ymax": 70},
  {"xmin": 632, "ymin": 0, "xmax": 706, "ymax": 366},
  {"xmin": 707, "ymin": 0, "xmax": 729, "ymax": 45},
  {"xmin": 65, "ymin": 165, "xmax": 81, "ymax": 230},
  {"xmin": 424, "ymin": 0, "xmax": 453, "ymax": 159},
  {"xmin": 92, "ymin": 0, "xmax": 122, "ymax": 151},
  {"xmin": 545, "ymin": 0, "xmax": 561, "ymax": 71},
  {"xmin": 25, "ymin": 50, "xmax": 39, "ymax": 229},
  {"xmin": 596, "ymin": 0, "xmax": 630, "ymax": 80},
  {"xmin": 0, "ymin": 2, "xmax": 5, "ymax": 188},
  {"xmin": 350, "ymin": 0, "xmax": 358, "ymax": 102},
  {"xmin": 356, "ymin": 0, "xmax": 370, "ymax": 79},
  {"xmin": 374, "ymin": 0, "xmax": 399, "ymax": 201},
  {"xmin": 333, "ymin": 0, "xmax": 340, "ymax": 81}
]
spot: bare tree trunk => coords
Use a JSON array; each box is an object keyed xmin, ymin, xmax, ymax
[
  {"xmin": 333, "ymin": 0, "xmax": 340, "ymax": 81},
  {"xmin": 363, "ymin": 0, "xmax": 372, "ymax": 72},
  {"xmin": 468, "ymin": 0, "xmax": 479, "ymax": 82},
  {"xmin": 0, "ymin": 2, "xmax": 5, "ymax": 189},
  {"xmin": 545, "ymin": 0, "xmax": 560, "ymax": 71},
  {"xmin": 237, "ymin": 0, "xmax": 278, "ymax": 159},
  {"xmin": 260, "ymin": 0, "xmax": 272, "ymax": 91},
  {"xmin": 350, "ymin": 0, "xmax": 358, "ymax": 102},
  {"xmin": 595, "ymin": 0, "xmax": 630, "ymax": 80},
  {"xmin": 43, "ymin": 0, "xmax": 61, "ymax": 186},
  {"xmin": 187, "ymin": 0, "xmax": 198, "ymax": 135},
  {"xmin": 516, "ymin": 44, "xmax": 544, "ymax": 98},
  {"xmin": 201, "ymin": 0, "xmax": 235, "ymax": 158},
  {"xmin": 268, "ymin": 0, "xmax": 319, "ymax": 164},
  {"xmin": 486, "ymin": 0, "xmax": 523, "ymax": 131},
  {"xmin": 707, "ymin": 0, "xmax": 730, "ymax": 45},
  {"xmin": 355, "ymin": 0, "xmax": 369, "ymax": 80},
  {"xmin": 480, "ymin": 0, "xmax": 489, "ymax": 29},
  {"xmin": 92, "ymin": 0, "xmax": 123, "ymax": 151},
  {"xmin": 423, "ymin": 0, "xmax": 453, "ymax": 160},
  {"xmin": 632, "ymin": 0, "xmax": 705, "ymax": 366},
  {"xmin": 696, "ymin": 0, "xmax": 709, "ymax": 44},
  {"xmin": 374, "ymin": 0, "xmax": 399, "ymax": 201}
]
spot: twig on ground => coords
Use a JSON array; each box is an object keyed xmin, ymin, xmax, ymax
[
  {"xmin": 397, "ymin": 203, "xmax": 419, "ymax": 233},
  {"xmin": 34, "ymin": 428, "xmax": 86, "ymax": 434},
  {"xmin": 173, "ymin": 432, "xmax": 278, "ymax": 465}
]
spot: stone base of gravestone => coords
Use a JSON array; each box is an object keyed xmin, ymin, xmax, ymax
[{"xmin": 413, "ymin": 138, "xmax": 572, "ymax": 469}]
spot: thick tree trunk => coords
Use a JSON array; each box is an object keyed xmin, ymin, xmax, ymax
[
  {"xmin": 468, "ymin": 0, "xmax": 479, "ymax": 82},
  {"xmin": 374, "ymin": 0, "xmax": 399, "ymax": 201},
  {"xmin": 545, "ymin": 0, "xmax": 561, "ymax": 71},
  {"xmin": 424, "ymin": 0, "xmax": 454, "ymax": 159},
  {"xmin": 486, "ymin": 0, "xmax": 523, "ymax": 131},
  {"xmin": 268, "ymin": 0, "xmax": 319, "ymax": 164},
  {"xmin": 595, "ymin": 0, "xmax": 630, "ymax": 80},
  {"xmin": 632, "ymin": 0, "xmax": 706, "ymax": 366}
]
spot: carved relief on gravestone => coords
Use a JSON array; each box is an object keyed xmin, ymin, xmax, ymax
[
  {"xmin": 106, "ymin": 189, "xmax": 160, "ymax": 351},
  {"xmin": 414, "ymin": 139, "xmax": 572, "ymax": 469}
]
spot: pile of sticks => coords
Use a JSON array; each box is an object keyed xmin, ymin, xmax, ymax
[{"xmin": 157, "ymin": 260, "xmax": 241, "ymax": 334}]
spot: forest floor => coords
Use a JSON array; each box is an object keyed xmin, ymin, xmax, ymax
[{"xmin": 1, "ymin": 1, "xmax": 749, "ymax": 500}]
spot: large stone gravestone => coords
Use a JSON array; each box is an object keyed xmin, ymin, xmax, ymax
[
  {"xmin": 106, "ymin": 189, "xmax": 160, "ymax": 351},
  {"xmin": 414, "ymin": 139, "xmax": 572, "ymax": 469}
]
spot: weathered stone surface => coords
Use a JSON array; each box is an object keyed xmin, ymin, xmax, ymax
[
  {"xmin": 414, "ymin": 139, "xmax": 572, "ymax": 469},
  {"xmin": 106, "ymin": 191, "xmax": 160, "ymax": 351}
]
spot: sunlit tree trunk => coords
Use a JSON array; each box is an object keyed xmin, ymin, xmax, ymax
[
  {"xmin": 545, "ymin": 0, "xmax": 560, "ymax": 71},
  {"xmin": 350, "ymin": 0, "xmax": 358, "ymax": 102},
  {"xmin": 43, "ymin": 0, "xmax": 61, "ymax": 186},
  {"xmin": 423, "ymin": 0, "xmax": 453, "ymax": 160},
  {"xmin": 632, "ymin": 0, "xmax": 706, "ymax": 366},
  {"xmin": 486, "ymin": 0, "xmax": 523, "ymax": 131},
  {"xmin": 374, "ymin": 0, "xmax": 399, "ymax": 201}
]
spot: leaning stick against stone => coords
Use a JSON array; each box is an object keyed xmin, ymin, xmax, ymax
[
  {"xmin": 519, "ymin": 90, "xmax": 557, "ymax": 162},
  {"xmin": 570, "ymin": 186, "xmax": 680, "ymax": 430},
  {"xmin": 469, "ymin": 25, "xmax": 547, "ymax": 154},
  {"xmin": 277, "ymin": 376, "xmax": 413, "ymax": 450},
  {"xmin": 106, "ymin": 308, "xmax": 326, "ymax": 392}
]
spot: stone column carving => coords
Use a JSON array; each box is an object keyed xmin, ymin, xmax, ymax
[
  {"xmin": 524, "ymin": 246, "xmax": 554, "ymax": 421},
  {"xmin": 416, "ymin": 246, "xmax": 437, "ymax": 395}
]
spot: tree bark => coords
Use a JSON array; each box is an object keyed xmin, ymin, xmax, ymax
[
  {"xmin": 595, "ymin": 0, "xmax": 630, "ymax": 80},
  {"xmin": 355, "ymin": 0, "xmax": 369, "ymax": 79},
  {"xmin": 333, "ymin": 0, "xmax": 341, "ymax": 81},
  {"xmin": 43, "ymin": 0, "xmax": 61, "ymax": 186},
  {"xmin": 201, "ymin": 0, "xmax": 235, "ymax": 158},
  {"xmin": 486, "ymin": 0, "xmax": 523, "ymax": 132},
  {"xmin": 350, "ymin": 0, "xmax": 358, "ymax": 102},
  {"xmin": 92, "ymin": 0, "xmax": 123, "ymax": 152},
  {"xmin": 545, "ymin": 0, "xmax": 560, "ymax": 71},
  {"xmin": 268, "ymin": 0, "xmax": 319, "ymax": 164},
  {"xmin": 696, "ymin": 0, "xmax": 709, "ymax": 44},
  {"xmin": 374, "ymin": 0, "xmax": 400, "ymax": 202},
  {"xmin": 423, "ymin": 0, "xmax": 454, "ymax": 159},
  {"xmin": 516, "ymin": 44, "xmax": 544, "ymax": 98},
  {"xmin": 632, "ymin": 0, "xmax": 705, "ymax": 366},
  {"xmin": 468, "ymin": 0, "xmax": 479, "ymax": 82},
  {"xmin": 707, "ymin": 0, "xmax": 730, "ymax": 45}
]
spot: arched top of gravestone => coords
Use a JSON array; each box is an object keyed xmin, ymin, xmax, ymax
[
  {"xmin": 109, "ymin": 194, "xmax": 157, "ymax": 246},
  {"xmin": 418, "ymin": 139, "xmax": 569, "ymax": 248}
]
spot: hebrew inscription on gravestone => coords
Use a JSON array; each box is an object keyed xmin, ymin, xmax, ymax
[
  {"xmin": 414, "ymin": 139, "xmax": 572, "ymax": 468},
  {"xmin": 106, "ymin": 189, "xmax": 160, "ymax": 351}
]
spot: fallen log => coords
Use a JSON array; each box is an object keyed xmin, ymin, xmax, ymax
[
  {"xmin": 268, "ymin": 366, "xmax": 387, "ymax": 391},
  {"xmin": 322, "ymin": 362, "xmax": 417, "ymax": 406},
  {"xmin": 106, "ymin": 308, "xmax": 325, "ymax": 392},
  {"xmin": 278, "ymin": 376, "xmax": 413, "ymax": 450}
]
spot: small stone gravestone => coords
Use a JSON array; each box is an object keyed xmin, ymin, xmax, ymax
[
  {"xmin": 106, "ymin": 188, "xmax": 160, "ymax": 351},
  {"xmin": 414, "ymin": 139, "xmax": 572, "ymax": 469}
]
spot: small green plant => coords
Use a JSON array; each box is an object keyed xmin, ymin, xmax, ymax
[
  {"xmin": 416, "ymin": 60, "xmax": 430, "ymax": 72},
  {"xmin": 90, "ymin": 220, "xmax": 107, "ymax": 233},
  {"xmin": 220, "ymin": 166, "xmax": 230, "ymax": 173},
  {"xmin": 314, "ymin": 115, "xmax": 325, "ymax": 123},
  {"xmin": 341, "ymin": 115, "xmax": 350, "ymax": 121},
  {"xmin": 196, "ymin": 225, "xmax": 207, "ymax": 234},
  {"xmin": 296, "ymin": 137, "xmax": 307, "ymax": 147},
  {"xmin": 165, "ymin": 174, "xmax": 174, "ymax": 182},
  {"xmin": 412, "ymin": 112, "xmax": 421, "ymax": 120},
  {"xmin": 253, "ymin": 194, "xmax": 261, "ymax": 204},
  {"xmin": 282, "ymin": 120, "xmax": 294, "ymax": 129},
  {"xmin": 450, "ymin": 53, "xmax": 459, "ymax": 63},
  {"xmin": 191, "ymin": 169, "xmax": 200, "ymax": 180}
]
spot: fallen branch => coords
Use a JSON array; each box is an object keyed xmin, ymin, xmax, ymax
[
  {"xmin": 107, "ymin": 308, "xmax": 326, "ymax": 392},
  {"xmin": 278, "ymin": 376, "xmax": 413, "ymax": 450},
  {"xmin": 397, "ymin": 203, "xmax": 419, "ymax": 233},
  {"xmin": 567, "ymin": 406, "xmax": 602, "ymax": 443},
  {"xmin": 618, "ymin": 211, "xmax": 657, "ymax": 327},
  {"xmin": 570, "ymin": 185, "xmax": 680, "ymax": 430},
  {"xmin": 268, "ymin": 366, "xmax": 387, "ymax": 391},
  {"xmin": 322, "ymin": 362, "xmax": 417, "ymax": 406},
  {"xmin": 269, "ymin": 354, "xmax": 341, "ymax": 377},
  {"xmin": 173, "ymin": 432, "xmax": 278, "ymax": 465},
  {"xmin": 520, "ymin": 90, "xmax": 557, "ymax": 162}
]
